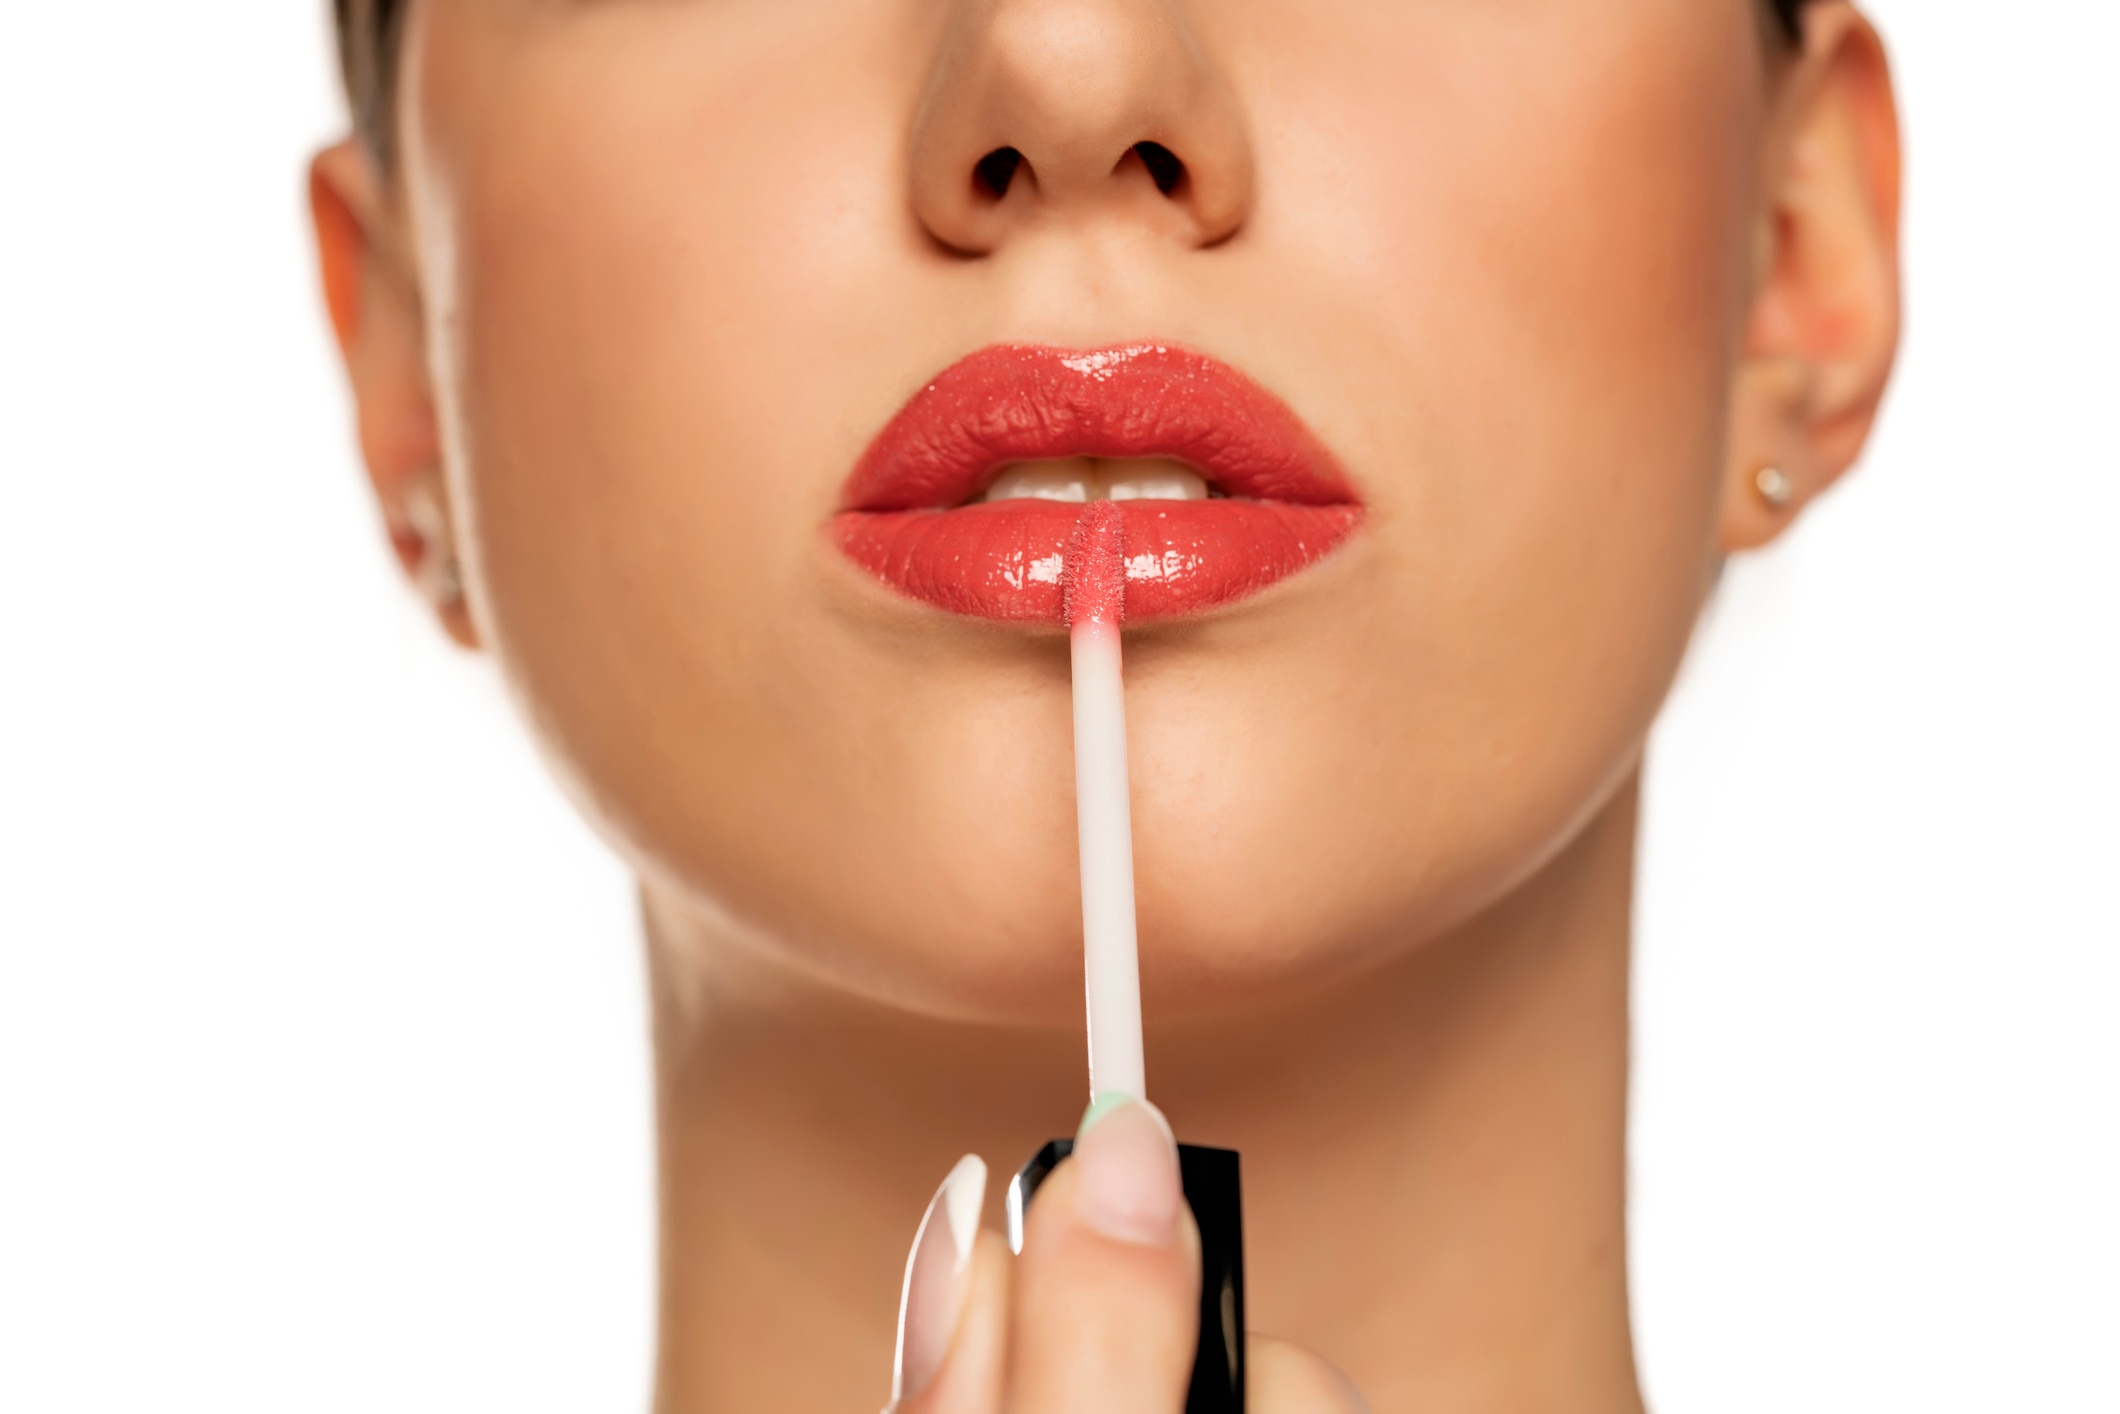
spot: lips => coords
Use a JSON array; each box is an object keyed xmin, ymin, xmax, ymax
[{"xmin": 831, "ymin": 344, "xmax": 1362, "ymax": 624}]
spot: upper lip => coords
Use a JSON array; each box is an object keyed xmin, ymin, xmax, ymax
[{"xmin": 838, "ymin": 343, "xmax": 1358, "ymax": 512}]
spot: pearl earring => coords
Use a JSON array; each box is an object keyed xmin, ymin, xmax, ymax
[
  {"xmin": 419, "ymin": 553, "xmax": 465, "ymax": 612},
  {"xmin": 1753, "ymin": 465, "xmax": 1795, "ymax": 511},
  {"xmin": 403, "ymin": 475, "xmax": 465, "ymax": 611}
]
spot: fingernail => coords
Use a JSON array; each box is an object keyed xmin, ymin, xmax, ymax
[
  {"xmin": 1071, "ymin": 1095, "xmax": 1182, "ymax": 1247},
  {"xmin": 893, "ymin": 1155, "xmax": 986, "ymax": 1404}
]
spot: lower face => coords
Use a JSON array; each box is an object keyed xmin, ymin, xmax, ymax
[{"xmin": 402, "ymin": 0, "xmax": 1762, "ymax": 1023}]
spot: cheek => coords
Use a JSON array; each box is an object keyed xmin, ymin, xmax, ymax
[
  {"xmin": 410, "ymin": 5, "xmax": 1009, "ymax": 972},
  {"xmin": 1121, "ymin": 4, "xmax": 1761, "ymax": 975},
  {"xmin": 429, "ymin": 0, "xmax": 920, "ymax": 628}
]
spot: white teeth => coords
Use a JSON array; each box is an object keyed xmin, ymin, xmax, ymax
[
  {"xmin": 980, "ymin": 458, "xmax": 1211, "ymax": 504},
  {"xmin": 982, "ymin": 460, "xmax": 1093, "ymax": 503},
  {"xmin": 1102, "ymin": 467, "xmax": 1209, "ymax": 502}
]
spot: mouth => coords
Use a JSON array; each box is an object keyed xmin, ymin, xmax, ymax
[{"xmin": 831, "ymin": 344, "xmax": 1364, "ymax": 624}]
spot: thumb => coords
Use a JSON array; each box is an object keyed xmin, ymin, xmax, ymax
[{"xmin": 1006, "ymin": 1097, "xmax": 1201, "ymax": 1414}]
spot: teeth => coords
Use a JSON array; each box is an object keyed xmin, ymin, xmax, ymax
[
  {"xmin": 1102, "ymin": 466, "xmax": 1209, "ymax": 502},
  {"xmin": 981, "ymin": 457, "xmax": 1211, "ymax": 504},
  {"xmin": 982, "ymin": 460, "xmax": 1093, "ymax": 504}
]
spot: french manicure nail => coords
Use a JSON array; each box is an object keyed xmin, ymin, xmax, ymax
[
  {"xmin": 1071, "ymin": 1096, "xmax": 1183, "ymax": 1247},
  {"xmin": 893, "ymin": 1154, "xmax": 987, "ymax": 1404}
]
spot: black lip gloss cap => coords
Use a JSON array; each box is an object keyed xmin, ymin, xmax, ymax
[{"xmin": 1008, "ymin": 1138, "xmax": 1247, "ymax": 1414}]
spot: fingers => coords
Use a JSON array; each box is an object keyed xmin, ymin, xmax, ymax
[
  {"xmin": 893, "ymin": 1155, "xmax": 991, "ymax": 1406},
  {"xmin": 1005, "ymin": 1098, "xmax": 1201, "ymax": 1414},
  {"xmin": 1250, "ymin": 1336, "xmax": 1371, "ymax": 1414},
  {"xmin": 888, "ymin": 1114, "xmax": 1368, "ymax": 1414},
  {"xmin": 891, "ymin": 1152, "xmax": 1010, "ymax": 1414},
  {"xmin": 895, "ymin": 1228, "xmax": 1012, "ymax": 1414}
]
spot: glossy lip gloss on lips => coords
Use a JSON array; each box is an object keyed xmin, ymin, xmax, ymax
[{"xmin": 831, "ymin": 343, "xmax": 1363, "ymax": 624}]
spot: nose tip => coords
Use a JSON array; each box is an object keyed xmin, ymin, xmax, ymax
[{"xmin": 911, "ymin": 0, "xmax": 1255, "ymax": 254}]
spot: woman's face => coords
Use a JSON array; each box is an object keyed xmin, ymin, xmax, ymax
[{"xmin": 390, "ymin": 0, "xmax": 1781, "ymax": 1022}]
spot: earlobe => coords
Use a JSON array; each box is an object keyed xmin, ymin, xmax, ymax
[
  {"xmin": 1721, "ymin": 4, "xmax": 1902, "ymax": 554},
  {"xmin": 309, "ymin": 141, "xmax": 478, "ymax": 648},
  {"xmin": 1721, "ymin": 354, "xmax": 1818, "ymax": 552}
]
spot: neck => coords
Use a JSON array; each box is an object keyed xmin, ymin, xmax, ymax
[{"xmin": 645, "ymin": 777, "xmax": 1643, "ymax": 1414}]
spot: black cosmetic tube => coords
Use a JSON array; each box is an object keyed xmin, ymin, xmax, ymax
[{"xmin": 1007, "ymin": 1139, "xmax": 1247, "ymax": 1414}]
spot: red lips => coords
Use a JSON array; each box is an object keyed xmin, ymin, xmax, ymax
[{"xmin": 831, "ymin": 345, "xmax": 1362, "ymax": 624}]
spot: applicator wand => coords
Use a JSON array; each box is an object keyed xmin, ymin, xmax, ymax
[
  {"xmin": 1066, "ymin": 502, "xmax": 1147, "ymax": 1106},
  {"xmin": 1006, "ymin": 500, "xmax": 1249, "ymax": 1414}
]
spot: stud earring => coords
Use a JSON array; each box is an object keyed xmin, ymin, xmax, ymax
[
  {"xmin": 1753, "ymin": 465, "xmax": 1796, "ymax": 511},
  {"xmin": 403, "ymin": 475, "xmax": 465, "ymax": 611},
  {"xmin": 419, "ymin": 553, "xmax": 465, "ymax": 613}
]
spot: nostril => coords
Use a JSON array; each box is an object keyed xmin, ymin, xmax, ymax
[
  {"xmin": 1133, "ymin": 142, "xmax": 1185, "ymax": 196},
  {"xmin": 973, "ymin": 147, "xmax": 1025, "ymax": 200}
]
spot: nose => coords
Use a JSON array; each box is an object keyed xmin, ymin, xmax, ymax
[{"xmin": 910, "ymin": 0, "xmax": 1255, "ymax": 254}]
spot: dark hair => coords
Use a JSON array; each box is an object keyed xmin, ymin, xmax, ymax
[
  {"xmin": 334, "ymin": 0, "xmax": 409, "ymax": 163},
  {"xmin": 335, "ymin": 0, "xmax": 1811, "ymax": 162}
]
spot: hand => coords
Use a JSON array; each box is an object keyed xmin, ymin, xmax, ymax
[{"xmin": 887, "ymin": 1098, "xmax": 1367, "ymax": 1414}]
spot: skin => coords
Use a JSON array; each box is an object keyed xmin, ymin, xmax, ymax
[{"xmin": 312, "ymin": 0, "xmax": 1901, "ymax": 1409}]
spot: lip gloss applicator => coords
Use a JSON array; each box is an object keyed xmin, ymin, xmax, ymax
[
  {"xmin": 1066, "ymin": 501, "xmax": 1146, "ymax": 1109},
  {"xmin": 1005, "ymin": 500, "xmax": 1249, "ymax": 1414}
]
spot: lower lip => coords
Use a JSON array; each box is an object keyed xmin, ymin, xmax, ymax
[{"xmin": 832, "ymin": 499, "xmax": 1361, "ymax": 624}]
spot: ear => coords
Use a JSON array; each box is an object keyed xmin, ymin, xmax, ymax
[
  {"xmin": 310, "ymin": 140, "xmax": 479, "ymax": 648},
  {"xmin": 1722, "ymin": 4, "xmax": 1903, "ymax": 553}
]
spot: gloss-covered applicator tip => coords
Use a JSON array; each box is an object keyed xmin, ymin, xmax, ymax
[{"xmin": 1063, "ymin": 500, "xmax": 1127, "ymax": 631}]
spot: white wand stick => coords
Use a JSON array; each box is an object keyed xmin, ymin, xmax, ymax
[{"xmin": 1065, "ymin": 502, "xmax": 1146, "ymax": 1105}]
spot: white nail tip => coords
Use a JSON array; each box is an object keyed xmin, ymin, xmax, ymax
[
  {"xmin": 941, "ymin": 1154, "xmax": 986, "ymax": 1273},
  {"xmin": 894, "ymin": 1155, "xmax": 987, "ymax": 1403}
]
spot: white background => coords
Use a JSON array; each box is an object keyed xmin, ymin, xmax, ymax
[{"xmin": 1, "ymin": 3, "xmax": 2113, "ymax": 1410}]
